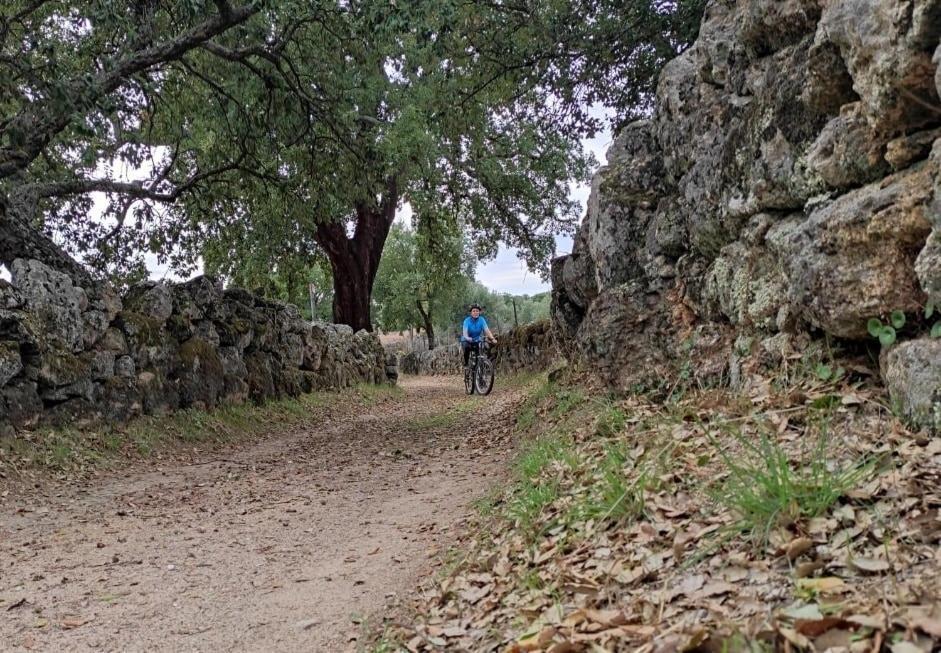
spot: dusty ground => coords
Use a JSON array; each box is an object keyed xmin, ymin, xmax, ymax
[{"xmin": 0, "ymin": 376, "xmax": 520, "ymax": 652}]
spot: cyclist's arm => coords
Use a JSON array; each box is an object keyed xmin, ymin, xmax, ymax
[
  {"xmin": 484, "ymin": 326, "xmax": 497, "ymax": 343},
  {"xmin": 462, "ymin": 323, "xmax": 469, "ymax": 342}
]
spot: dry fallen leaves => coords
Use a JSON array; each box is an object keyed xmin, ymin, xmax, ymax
[{"xmin": 383, "ymin": 376, "xmax": 941, "ymax": 653}]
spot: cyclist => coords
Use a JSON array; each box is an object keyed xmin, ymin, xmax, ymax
[{"xmin": 461, "ymin": 303, "xmax": 497, "ymax": 368}]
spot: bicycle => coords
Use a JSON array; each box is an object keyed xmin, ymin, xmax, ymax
[{"xmin": 464, "ymin": 339, "xmax": 495, "ymax": 396}]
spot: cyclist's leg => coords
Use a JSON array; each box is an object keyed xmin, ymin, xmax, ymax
[{"xmin": 462, "ymin": 341, "xmax": 471, "ymax": 367}]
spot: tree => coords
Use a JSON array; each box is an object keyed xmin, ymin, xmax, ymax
[
  {"xmin": 373, "ymin": 220, "xmax": 473, "ymax": 349},
  {"xmin": 3, "ymin": 0, "xmax": 706, "ymax": 331},
  {"xmin": 0, "ymin": 0, "xmax": 263, "ymax": 283},
  {"xmin": 140, "ymin": 0, "xmax": 594, "ymax": 331}
]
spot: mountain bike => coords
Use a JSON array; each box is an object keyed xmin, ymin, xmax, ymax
[{"xmin": 464, "ymin": 340, "xmax": 495, "ymax": 396}]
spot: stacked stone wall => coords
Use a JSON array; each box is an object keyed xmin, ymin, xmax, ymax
[
  {"xmin": 0, "ymin": 259, "xmax": 391, "ymax": 435},
  {"xmin": 550, "ymin": 0, "xmax": 941, "ymax": 428}
]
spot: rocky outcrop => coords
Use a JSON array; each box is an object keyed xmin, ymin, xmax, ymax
[
  {"xmin": 0, "ymin": 259, "xmax": 391, "ymax": 435},
  {"xmin": 552, "ymin": 0, "xmax": 941, "ymax": 428},
  {"xmin": 400, "ymin": 321, "xmax": 557, "ymax": 376}
]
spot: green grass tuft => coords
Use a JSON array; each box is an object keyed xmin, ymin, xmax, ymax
[{"xmin": 711, "ymin": 425, "xmax": 876, "ymax": 543}]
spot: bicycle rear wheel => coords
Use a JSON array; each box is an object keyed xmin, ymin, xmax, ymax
[{"xmin": 475, "ymin": 357, "xmax": 494, "ymax": 395}]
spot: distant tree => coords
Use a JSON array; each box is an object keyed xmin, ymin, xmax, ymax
[{"xmin": 373, "ymin": 220, "xmax": 472, "ymax": 349}]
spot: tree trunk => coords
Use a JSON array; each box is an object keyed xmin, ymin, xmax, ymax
[
  {"xmin": 416, "ymin": 299, "xmax": 436, "ymax": 350},
  {"xmin": 0, "ymin": 193, "xmax": 93, "ymax": 286},
  {"xmin": 330, "ymin": 255, "xmax": 373, "ymax": 332},
  {"xmin": 313, "ymin": 177, "xmax": 398, "ymax": 332}
]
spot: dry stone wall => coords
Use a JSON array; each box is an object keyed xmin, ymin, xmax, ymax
[
  {"xmin": 551, "ymin": 0, "xmax": 941, "ymax": 428},
  {"xmin": 0, "ymin": 259, "xmax": 391, "ymax": 435},
  {"xmin": 400, "ymin": 321, "xmax": 557, "ymax": 376}
]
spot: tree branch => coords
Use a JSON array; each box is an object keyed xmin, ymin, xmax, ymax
[{"xmin": 0, "ymin": 2, "xmax": 259, "ymax": 180}]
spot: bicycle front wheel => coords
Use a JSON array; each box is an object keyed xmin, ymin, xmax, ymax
[{"xmin": 475, "ymin": 357, "xmax": 494, "ymax": 395}]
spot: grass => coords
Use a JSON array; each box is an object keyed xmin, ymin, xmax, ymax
[
  {"xmin": 711, "ymin": 422, "xmax": 877, "ymax": 544},
  {"xmin": 0, "ymin": 382, "xmax": 400, "ymax": 476}
]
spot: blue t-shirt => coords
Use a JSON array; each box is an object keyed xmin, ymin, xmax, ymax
[{"xmin": 462, "ymin": 316, "xmax": 488, "ymax": 341}]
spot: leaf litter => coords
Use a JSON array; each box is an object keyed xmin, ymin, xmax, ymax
[{"xmin": 379, "ymin": 372, "xmax": 941, "ymax": 652}]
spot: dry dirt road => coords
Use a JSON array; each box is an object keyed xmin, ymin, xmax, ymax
[{"xmin": 0, "ymin": 376, "xmax": 521, "ymax": 652}]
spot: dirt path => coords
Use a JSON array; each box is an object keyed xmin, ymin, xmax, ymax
[{"xmin": 0, "ymin": 376, "xmax": 520, "ymax": 652}]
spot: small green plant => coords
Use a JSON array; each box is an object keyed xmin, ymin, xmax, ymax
[
  {"xmin": 712, "ymin": 426, "xmax": 876, "ymax": 544},
  {"xmin": 927, "ymin": 302, "xmax": 941, "ymax": 338},
  {"xmin": 867, "ymin": 310, "xmax": 905, "ymax": 346},
  {"xmin": 593, "ymin": 403, "xmax": 626, "ymax": 438},
  {"xmin": 507, "ymin": 480, "xmax": 560, "ymax": 530}
]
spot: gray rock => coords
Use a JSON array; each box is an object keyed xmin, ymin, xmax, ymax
[
  {"xmin": 88, "ymin": 350, "xmax": 116, "ymax": 381},
  {"xmin": 98, "ymin": 327, "xmax": 129, "ymax": 355},
  {"xmin": 915, "ymin": 143, "xmax": 941, "ymax": 305},
  {"xmin": 0, "ymin": 280, "xmax": 26, "ymax": 310},
  {"xmin": 124, "ymin": 282, "xmax": 173, "ymax": 322},
  {"xmin": 884, "ymin": 127, "xmax": 941, "ymax": 170},
  {"xmin": 703, "ymin": 240, "xmax": 790, "ymax": 331},
  {"xmin": 39, "ymin": 348, "xmax": 90, "ymax": 387},
  {"xmin": 883, "ymin": 338, "xmax": 941, "ymax": 431},
  {"xmin": 769, "ymin": 162, "xmax": 933, "ymax": 338},
  {"xmin": 176, "ymin": 338, "xmax": 224, "ymax": 409},
  {"xmin": 816, "ymin": 0, "xmax": 941, "ymax": 136},
  {"xmin": 10, "ymin": 258, "xmax": 86, "ymax": 351},
  {"xmin": 803, "ymin": 102, "xmax": 889, "ymax": 190},
  {"xmin": 0, "ymin": 341, "xmax": 23, "ymax": 386},
  {"xmin": 219, "ymin": 347, "xmax": 249, "ymax": 401},
  {"xmin": 114, "ymin": 355, "xmax": 136, "ymax": 379},
  {"xmin": 0, "ymin": 379, "xmax": 41, "ymax": 428}
]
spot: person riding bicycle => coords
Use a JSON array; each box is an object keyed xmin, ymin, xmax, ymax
[{"xmin": 461, "ymin": 303, "xmax": 497, "ymax": 368}]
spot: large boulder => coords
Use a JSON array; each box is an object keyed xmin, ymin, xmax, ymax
[
  {"xmin": 768, "ymin": 161, "xmax": 934, "ymax": 338},
  {"xmin": 124, "ymin": 282, "xmax": 173, "ymax": 322},
  {"xmin": 816, "ymin": 0, "xmax": 941, "ymax": 136},
  {"xmin": 0, "ymin": 341, "xmax": 22, "ymax": 386},
  {"xmin": 883, "ymin": 338, "xmax": 941, "ymax": 431},
  {"xmin": 10, "ymin": 259, "xmax": 86, "ymax": 351},
  {"xmin": 175, "ymin": 337, "xmax": 224, "ymax": 409}
]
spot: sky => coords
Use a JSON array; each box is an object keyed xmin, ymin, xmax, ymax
[{"xmin": 476, "ymin": 126, "xmax": 612, "ymax": 295}]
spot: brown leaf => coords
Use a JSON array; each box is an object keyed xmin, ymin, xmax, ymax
[
  {"xmin": 690, "ymin": 582, "xmax": 736, "ymax": 601},
  {"xmin": 813, "ymin": 629, "xmax": 853, "ymax": 650},
  {"xmin": 511, "ymin": 626, "xmax": 557, "ymax": 651},
  {"xmin": 794, "ymin": 561, "xmax": 825, "ymax": 578},
  {"xmin": 795, "ymin": 617, "xmax": 848, "ymax": 638},
  {"xmin": 785, "ymin": 537, "xmax": 813, "ymax": 561},
  {"xmin": 778, "ymin": 627, "xmax": 812, "ymax": 649},
  {"xmin": 61, "ymin": 616, "xmax": 89, "ymax": 630},
  {"xmin": 583, "ymin": 608, "xmax": 630, "ymax": 627},
  {"xmin": 796, "ymin": 577, "xmax": 846, "ymax": 593},
  {"xmin": 846, "ymin": 614, "xmax": 885, "ymax": 630}
]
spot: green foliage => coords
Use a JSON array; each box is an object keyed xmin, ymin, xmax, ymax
[
  {"xmin": 372, "ymin": 221, "xmax": 473, "ymax": 338},
  {"xmin": 711, "ymin": 425, "xmax": 875, "ymax": 544},
  {"xmin": 2, "ymin": 0, "xmax": 707, "ymax": 326},
  {"xmin": 867, "ymin": 317, "xmax": 898, "ymax": 347}
]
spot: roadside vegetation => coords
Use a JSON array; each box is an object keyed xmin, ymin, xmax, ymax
[
  {"xmin": 0, "ymin": 384, "xmax": 402, "ymax": 483},
  {"xmin": 373, "ymin": 368, "xmax": 939, "ymax": 652}
]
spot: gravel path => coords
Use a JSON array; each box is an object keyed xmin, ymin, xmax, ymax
[{"xmin": 0, "ymin": 376, "xmax": 520, "ymax": 652}]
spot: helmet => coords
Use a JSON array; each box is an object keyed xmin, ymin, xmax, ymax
[{"xmin": 469, "ymin": 303, "xmax": 481, "ymax": 311}]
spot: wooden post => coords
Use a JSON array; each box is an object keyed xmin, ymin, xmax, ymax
[{"xmin": 512, "ymin": 297, "xmax": 519, "ymax": 328}]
